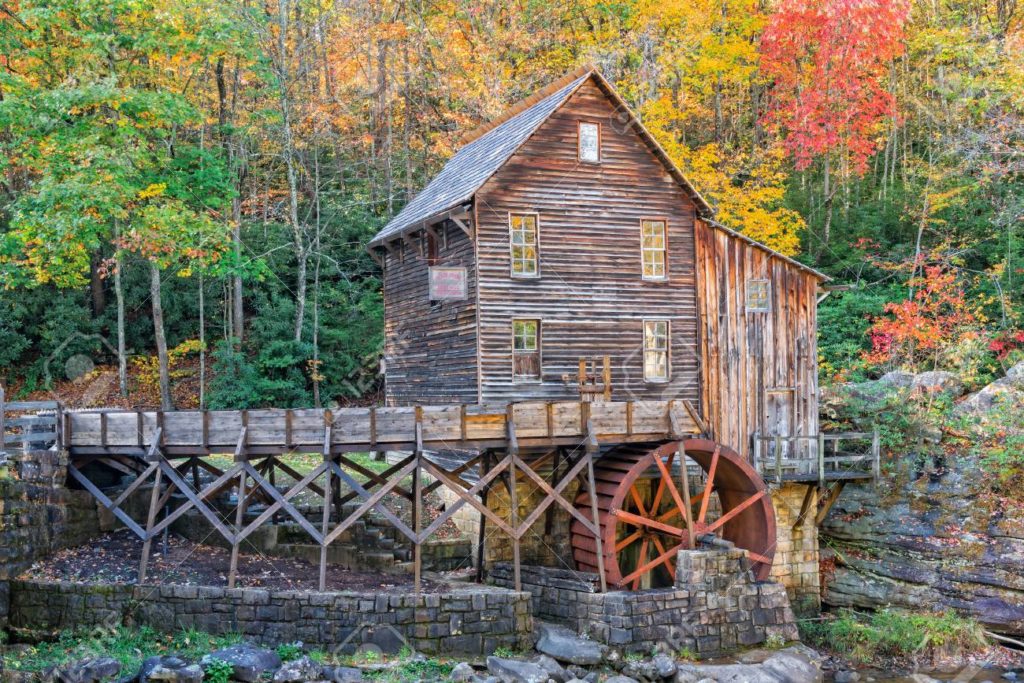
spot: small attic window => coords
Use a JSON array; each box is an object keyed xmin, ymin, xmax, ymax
[
  {"xmin": 746, "ymin": 279, "xmax": 771, "ymax": 313},
  {"xmin": 578, "ymin": 121, "xmax": 600, "ymax": 163}
]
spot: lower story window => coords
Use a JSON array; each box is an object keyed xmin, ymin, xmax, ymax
[
  {"xmin": 513, "ymin": 319, "xmax": 541, "ymax": 381},
  {"xmin": 643, "ymin": 320, "xmax": 670, "ymax": 382}
]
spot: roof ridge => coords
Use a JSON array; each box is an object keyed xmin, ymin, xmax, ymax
[{"xmin": 459, "ymin": 63, "xmax": 595, "ymax": 145}]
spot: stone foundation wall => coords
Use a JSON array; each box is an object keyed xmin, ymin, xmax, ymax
[
  {"xmin": 0, "ymin": 450, "xmax": 103, "ymax": 629},
  {"xmin": 768, "ymin": 483, "xmax": 820, "ymax": 614},
  {"xmin": 491, "ymin": 549, "xmax": 799, "ymax": 658},
  {"xmin": 8, "ymin": 580, "xmax": 532, "ymax": 656}
]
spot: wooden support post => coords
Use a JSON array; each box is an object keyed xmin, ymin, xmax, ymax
[
  {"xmin": 506, "ymin": 410, "xmax": 521, "ymax": 591},
  {"xmin": 138, "ymin": 466, "xmax": 163, "ymax": 584},
  {"xmin": 585, "ymin": 450, "xmax": 607, "ymax": 593},
  {"xmin": 476, "ymin": 452, "xmax": 490, "ymax": 584},
  {"xmin": 793, "ymin": 483, "xmax": 817, "ymax": 530},
  {"xmin": 413, "ymin": 414, "xmax": 423, "ymax": 595},
  {"xmin": 319, "ymin": 425, "xmax": 332, "ymax": 591},
  {"xmin": 228, "ymin": 427, "xmax": 248, "ymax": 588},
  {"xmin": 0, "ymin": 385, "xmax": 6, "ymax": 457},
  {"xmin": 602, "ymin": 356, "xmax": 611, "ymax": 401},
  {"xmin": 774, "ymin": 434, "xmax": 783, "ymax": 485},
  {"xmin": 679, "ymin": 442, "xmax": 695, "ymax": 549},
  {"xmin": 817, "ymin": 432, "xmax": 826, "ymax": 487},
  {"xmin": 815, "ymin": 481, "xmax": 846, "ymax": 526}
]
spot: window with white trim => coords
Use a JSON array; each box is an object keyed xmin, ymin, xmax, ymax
[
  {"xmin": 509, "ymin": 213, "xmax": 539, "ymax": 277},
  {"xmin": 513, "ymin": 319, "xmax": 541, "ymax": 381},
  {"xmin": 578, "ymin": 121, "xmax": 600, "ymax": 163},
  {"xmin": 643, "ymin": 320, "xmax": 670, "ymax": 382},
  {"xmin": 641, "ymin": 219, "xmax": 667, "ymax": 280},
  {"xmin": 746, "ymin": 279, "xmax": 770, "ymax": 313}
]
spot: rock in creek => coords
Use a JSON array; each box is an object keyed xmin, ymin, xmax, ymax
[
  {"xmin": 201, "ymin": 644, "xmax": 281, "ymax": 682},
  {"xmin": 51, "ymin": 657, "xmax": 122, "ymax": 683},
  {"xmin": 485, "ymin": 656, "xmax": 549, "ymax": 683},
  {"xmin": 534, "ymin": 623, "xmax": 606, "ymax": 666},
  {"xmin": 140, "ymin": 656, "xmax": 204, "ymax": 683}
]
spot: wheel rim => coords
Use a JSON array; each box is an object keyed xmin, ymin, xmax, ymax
[{"xmin": 572, "ymin": 438, "xmax": 776, "ymax": 588}]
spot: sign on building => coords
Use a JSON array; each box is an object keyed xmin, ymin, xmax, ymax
[{"xmin": 428, "ymin": 267, "xmax": 467, "ymax": 301}]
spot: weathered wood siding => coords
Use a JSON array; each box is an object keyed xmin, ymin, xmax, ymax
[
  {"xmin": 474, "ymin": 80, "xmax": 701, "ymax": 403},
  {"xmin": 382, "ymin": 223, "xmax": 479, "ymax": 404},
  {"xmin": 694, "ymin": 219, "xmax": 820, "ymax": 459}
]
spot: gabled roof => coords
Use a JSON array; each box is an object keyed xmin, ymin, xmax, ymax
[
  {"xmin": 368, "ymin": 68, "xmax": 592, "ymax": 248},
  {"xmin": 368, "ymin": 65, "xmax": 828, "ymax": 282}
]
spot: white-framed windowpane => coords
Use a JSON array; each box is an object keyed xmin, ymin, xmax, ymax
[
  {"xmin": 510, "ymin": 213, "xmax": 539, "ymax": 277},
  {"xmin": 746, "ymin": 279, "xmax": 771, "ymax": 313},
  {"xmin": 641, "ymin": 220, "xmax": 667, "ymax": 279},
  {"xmin": 643, "ymin": 320, "xmax": 670, "ymax": 382},
  {"xmin": 579, "ymin": 122, "xmax": 600, "ymax": 162},
  {"xmin": 513, "ymin": 319, "xmax": 541, "ymax": 380}
]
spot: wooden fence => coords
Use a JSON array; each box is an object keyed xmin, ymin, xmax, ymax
[
  {"xmin": 0, "ymin": 387, "xmax": 63, "ymax": 456},
  {"xmin": 751, "ymin": 430, "xmax": 880, "ymax": 486}
]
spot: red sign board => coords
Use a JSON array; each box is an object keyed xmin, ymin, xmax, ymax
[{"xmin": 428, "ymin": 267, "xmax": 467, "ymax": 301}]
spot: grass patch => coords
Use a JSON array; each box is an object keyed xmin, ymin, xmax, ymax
[
  {"xmin": 799, "ymin": 608, "xmax": 987, "ymax": 665},
  {"xmin": 361, "ymin": 658, "xmax": 454, "ymax": 682},
  {"xmin": 4, "ymin": 626, "xmax": 243, "ymax": 673}
]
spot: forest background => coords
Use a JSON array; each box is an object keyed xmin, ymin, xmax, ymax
[{"xmin": 0, "ymin": 0, "xmax": 1021, "ymax": 411}]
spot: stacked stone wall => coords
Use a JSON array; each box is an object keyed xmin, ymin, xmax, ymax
[
  {"xmin": 768, "ymin": 483, "xmax": 820, "ymax": 614},
  {"xmin": 7, "ymin": 580, "xmax": 532, "ymax": 656},
  {"xmin": 491, "ymin": 549, "xmax": 799, "ymax": 658}
]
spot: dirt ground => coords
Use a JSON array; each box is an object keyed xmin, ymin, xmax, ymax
[{"xmin": 19, "ymin": 530, "xmax": 452, "ymax": 592}]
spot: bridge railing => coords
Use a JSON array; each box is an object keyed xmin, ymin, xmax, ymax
[
  {"xmin": 751, "ymin": 430, "xmax": 880, "ymax": 486},
  {"xmin": 0, "ymin": 387, "xmax": 63, "ymax": 457}
]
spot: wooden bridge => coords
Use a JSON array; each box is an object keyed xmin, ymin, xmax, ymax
[{"xmin": 1, "ymin": 388, "xmax": 878, "ymax": 594}]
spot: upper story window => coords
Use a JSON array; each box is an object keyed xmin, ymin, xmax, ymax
[
  {"xmin": 746, "ymin": 279, "xmax": 771, "ymax": 313},
  {"xmin": 643, "ymin": 320, "xmax": 670, "ymax": 382},
  {"xmin": 641, "ymin": 219, "xmax": 667, "ymax": 280},
  {"xmin": 513, "ymin": 319, "xmax": 541, "ymax": 381},
  {"xmin": 509, "ymin": 213, "xmax": 539, "ymax": 278},
  {"xmin": 578, "ymin": 121, "xmax": 601, "ymax": 163}
]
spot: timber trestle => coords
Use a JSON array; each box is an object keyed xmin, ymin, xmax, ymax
[{"xmin": 55, "ymin": 400, "xmax": 704, "ymax": 594}]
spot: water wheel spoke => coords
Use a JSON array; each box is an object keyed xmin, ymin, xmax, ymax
[
  {"xmin": 650, "ymin": 536, "xmax": 677, "ymax": 579},
  {"xmin": 652, "ymin": 453, "xmax": 688, "ymax": 522},
  {"xmin": 648, "ymin": 452, "xmax": 674, "ymax": 513},
  {"xmin": 697, "ymin": 446, "xmax": 720, "ymax": 523},
  {"xmin": 628, "ymin": 483, "xmax": 648, "ymax": 516},
  {"xmin": 612, "ymin": 508, "xmax": 684, "ymax": 537},
  {"xmin": 614, "ymin": 529, "xmax": 644, "ymax": 552},
  {"xmin": 631, "ymin": 538, "xmax": 650, "ymax": 590},
  {"xmin": 621, "ymin": 538, "xmax": 681, "ymax": 588},
  {"xmin": 705, "ymin": 490, "xmax": 767, "ymax": 534}
]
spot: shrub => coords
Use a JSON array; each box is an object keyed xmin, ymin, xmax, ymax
[
  {"xmin": 203, "ymin": 658, "xmax": 234, "ymax": 683},
  {"xmin": 799, "ymin": 609, "xmax": 986, "ymax": 664}
]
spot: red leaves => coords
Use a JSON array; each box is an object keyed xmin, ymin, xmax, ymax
[{"xmin": 760, "ymin": 0, "xmax": 911, "ymax": 174}]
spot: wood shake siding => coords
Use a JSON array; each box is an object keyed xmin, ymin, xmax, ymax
[
  {"xmin": 474, "ymin": 81, "xmax": 701, "ymax": 403},
  {"xmin": 382, "ymin": 225, "xmax": 479, "ymax": 405}
]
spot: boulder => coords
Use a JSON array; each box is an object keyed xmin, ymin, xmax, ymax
[
  {"xmin": 604, "ymin": 678, "xmax": 640, "ymax": 683},
  {"xmin": 531, "ymin": 655, "xmax": 568, "ymax": 683},
  {"xmin": 485, "ymin": 657, "xmax": 549, "ymax": 683},
  {"xmin": 57, "ymin": 658, "xmax": 122, "ymax": 683},
  {"xmin": 1006, "ymin": 361, "xmax": 1024, "ymax": 383},
  {"xmin": 535, "ymin": 624, "xmax": 605, "ymax": 666},
  {"xmin": 201, "ymin": 645, "xmax": 281, "ymax": 683},
  {"xmin": 450, "ymin": 662, "xmax": 476, "ymax": 682},
  {"xmin": 140, "ymin": 657, "xmax": 204, "ymax": 683},
  {"xmin": 912, "ymin": 371, "xmax": 964, "ymax": 396},
  {"xmin": 956, "ymin": 375, "xmax": 1023, "ymax": 415},
  {"xmin": 327, "ymin": 667, "xmax": 362, "ymax": 683},
  {"xmin": 272, "ymin": 656, "xmax": 324, "ymax": 683},
  {"xmin": 673, "ymin": 647, "xmax": 822, "ymax": 683},
  {"xmin": 879, "ymin": 371, "xmax": 915, "ymax": 388}
]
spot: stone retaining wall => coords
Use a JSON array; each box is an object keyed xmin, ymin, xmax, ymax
[
  {"xmin": 768, "ymin": 483, "xmax": 820, "ymax": 614},
  {"xmin": 7, "ymin": 580, "xmax": 532, "ymax": 656},
  {"xmin": 0, "ymin": 450, "xmax": 103, "ymax": 630},
  {"xmin": 491, "ymin": 549, "xmax": 799, "ymax": 658}
]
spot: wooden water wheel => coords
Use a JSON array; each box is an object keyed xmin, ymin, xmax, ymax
[{"xmin": 571, "ymin": 438, "xmax": 776, "ymax": 589}]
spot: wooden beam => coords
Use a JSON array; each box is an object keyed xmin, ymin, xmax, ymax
[
  {"xmin": 138, "ymin": 466, "xmax": 164, "ymax": 584},
  {"xmin": 793, "ymin": 483, "xmax": 817, "ymax": 530},
  {"xmin": 815, "ymin": 481, "xmax": 846, "ymax": 526}
]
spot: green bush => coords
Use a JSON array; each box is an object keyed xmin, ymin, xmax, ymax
[
  {"xmin": 799, "ymin": 609, "xmax": 986, "ymax": 664},
  {"xmin": 203, "ymin": 658, "xmax": 234, "ymax": 683}
]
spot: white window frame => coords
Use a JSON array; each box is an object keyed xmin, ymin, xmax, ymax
[
  {"xmin": 578, "ymin": 121, "xmax": 601, "ymax": 163},
  {"xmin": 509, "ymin": 212, "xmax": 540, "ymax": 278},
  {"xmin": 643, "ymin": 319, "xmax": 671, "ymax": 383},
  {"xmin": 746, "ymin": 279, "xmax": 771, "ymax": 313},
  {"xmin": 512, "ymin": 319, "xmax": 542, "ymax": 382},
  {"xmin": 640, "ymin": 218, "xmax": 668, "ymax": 281}
]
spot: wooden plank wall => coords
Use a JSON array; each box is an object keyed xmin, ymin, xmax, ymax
[
  {"xmin": 383, "ymin": 222, "xmax": 480, "ymax": 405},
  {"xmin": 474, "ymin": 79, "xmax": 701, "ymax": 403},
  {"xmin": 694, "ymin": 219, "xmax": 820, "ymax": 460}
]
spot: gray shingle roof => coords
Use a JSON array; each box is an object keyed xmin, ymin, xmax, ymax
[{"xmin": 368, "ymin": 73, "xmax": 590, "ymax": 247}]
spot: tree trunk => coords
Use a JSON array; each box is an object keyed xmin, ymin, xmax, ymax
[
  {"xmin": 113, "ymin": 239, "xmax": 127, "ymax": 398},
  {"xmin": 90, "ymin": 251, "xmax": 106, "ymax": 316},
  {"xmin": 150, "ymin": 262, "xmax": 173, "ymax": 410},
  {"xmin": 277, "ymin": 0, "xmax": 307, "ymax": 342},
  {"xmin": 199, "ymin": 273, "xmax": 206, "ymax": 410}
]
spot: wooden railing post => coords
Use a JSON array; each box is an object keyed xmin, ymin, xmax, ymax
[
  {"xmin": 774, "ymin": 434, "xmax": 782, "ymax": 485},
  {"xmin": 872, "ymin": 429, "xmax": 881, "ymax": 480},
  {"xmin": 817, "ymin": 432, "xmax": 825, "ymax": 488},
  {"xmin": 0, "ymin": 385, "xmax": 6, "ymax": 458}
]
